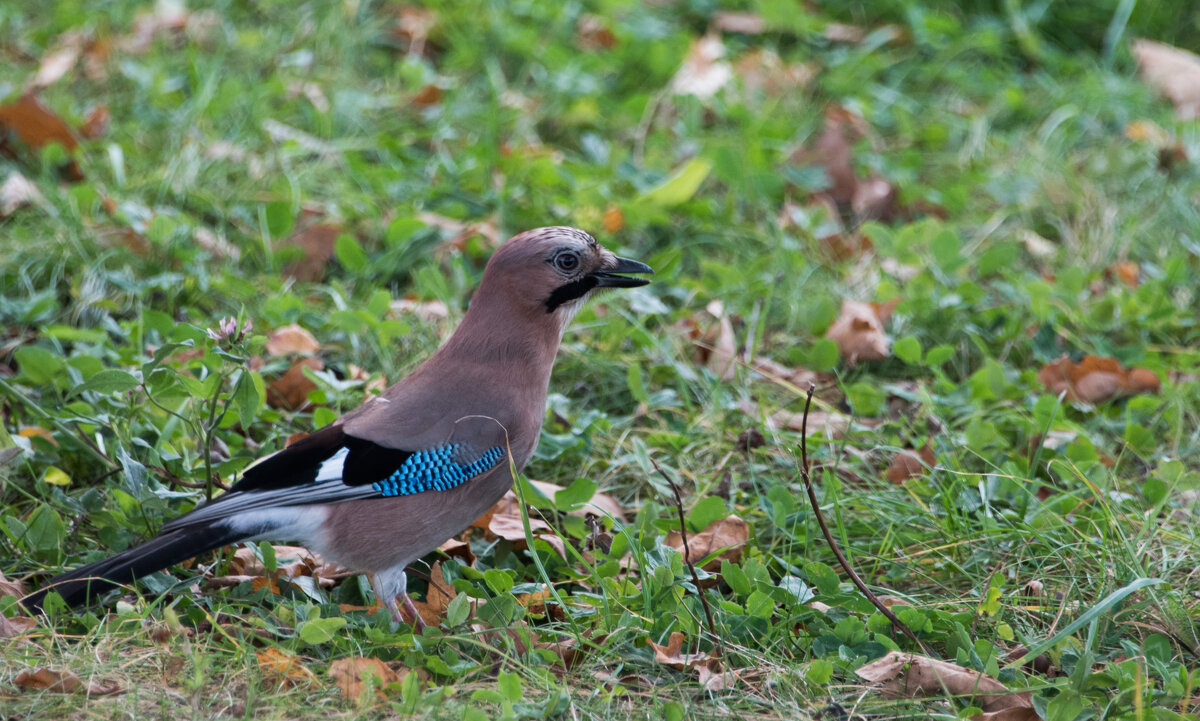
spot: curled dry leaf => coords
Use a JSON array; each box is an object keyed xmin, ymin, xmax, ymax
[
  {"xmin": 1, "ymin": 614, "xmax": 38, "ymax": 638},
  {"xmin": 672, "ymin": 34, "xmax": 733, "ymax": 100},
  {"xmin": 266, "ymin": 357, "xmax": 324, "ymax": 410},
  {"xmin": 0, "ymin": 570, "xmax": 26, "ymax": 598},
  {"xmin": 886, "ymin": 444, "xmax": 937, "ymax": 484},
  {"xmin": 0, "ymin": 171, "xmax": 44, "ymax": 217},
  {"xmin": 665, "ymin": 515, "xmax": 748, "ymax": 572},
  {"xmin": 265, "ymin": 324, "xmax": 321, "ymax": 356},
  {"xmin": 826, "ymin": 299, "xmax": 892, "ymax": 364},
  {"xmin": 257, "ymin": 647, "xmax": 317, "ymax": 688},
  {"xmin": 1131, "ymin": 39, "xmax": 1200, "ymax": 120},
  {"xmin": 855, "ymin": 651, "xmax": 1033, "ymax": 715},
  {"xmin": 410, "ymin": 561, "xmax": 457, "ymax": 627},
  {"xmin": 528, "ymin": 479, "xmax": 625, "ymax": 521},
  {"xmin": 281, "ymin": 224, "xmax": 340, "ymax": 282},
  {"xmin": 436, "ymin": 537, "xmax": 474, "ymax": 564},
  {"xmin": 0, "ymin": 93, "xmax": 79, "ymax": 152},
  {"xmin": 14, "ymin": 668, "xmax": 120, "ymax": 696},
  {"xmin": 483, "ymin": 491, "xmax": 566, "ymax": 558},
  {"xmin": 648, "ymin": 631, "xmax": 714, "ymax": 669},
  {"xmin": 1037, "ymin": 355, "xmax": 1160, "ymax": 403},
  {"xmin": 329, "ymin": 657, "xmax": 398, "ymax": 701}
]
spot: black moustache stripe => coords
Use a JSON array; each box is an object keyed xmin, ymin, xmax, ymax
[{"xmin": 544, "ymin": 275, "xmax": 599, "ymax": 313}]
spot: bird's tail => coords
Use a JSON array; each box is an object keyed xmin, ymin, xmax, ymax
[{"xmin": 20, "ymin": 525, "xmax": 240, "ymax": 611}]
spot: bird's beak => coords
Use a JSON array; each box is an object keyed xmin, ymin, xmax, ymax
[{"xmin": 591, "ymin": 255, "xmax": 654, "ymax": 288}]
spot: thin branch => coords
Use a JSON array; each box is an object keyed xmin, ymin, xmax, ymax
[
  {"xmin": 797, "ymin": 383, "xmax": 937, "ymax": 657},
  {"xmin": 649, "ymin": 457, "xmax": 718, "ymax": 644}
]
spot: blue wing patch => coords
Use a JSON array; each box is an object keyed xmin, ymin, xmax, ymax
[{"xmin": 371, "ymin": 444, "xmax": 505, "ymax": 497}]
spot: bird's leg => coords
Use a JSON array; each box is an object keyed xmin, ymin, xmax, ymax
[{"xmin": 371, "ymin": 567, "xmax": 426, "ymax": 630}]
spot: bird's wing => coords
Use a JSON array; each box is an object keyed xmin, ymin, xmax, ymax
[{"xmin": 162, "ymin": 417, "xmax": 511, "ymax": 532}]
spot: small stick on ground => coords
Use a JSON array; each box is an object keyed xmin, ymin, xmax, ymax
[
  {"xmin": 650, "ymin": 457, "xmax": 719, "ymax": 644},
  {"xmin": 797, "ymin": 384, "xmax": 937, "ymax": 658}
]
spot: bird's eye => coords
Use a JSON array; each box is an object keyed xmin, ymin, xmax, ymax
[{"xmin": 554, "ymin": 252, "xmax": 580, "ymax": 273}]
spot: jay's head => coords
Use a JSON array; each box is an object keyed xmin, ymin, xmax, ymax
[{"xmin": 483, "ymin": 226, "xmax": 653, "ymax": 322}]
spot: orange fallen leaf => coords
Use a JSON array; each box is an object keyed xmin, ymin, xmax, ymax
[
  {"xmin": 856, "ymin": 651, "xmax": 1033, "ymax": 716},
  {"xmin": 1106, "ymin": 261, "xmax": 1139, "ymax": 288},
  {"xmin": 412, "ymin": 85, "xmax": 442, "ymax": 106},
  {"xmin": 329, "ymin": 657, "xmax": 397, "ymax": 701},
  {"xmin": 410, "ymin": 561, "xmax": 457, "ymax": 627},
  {"xmin": 886, "ymin": 444, "xmax": 937, "ymax": 484},
  {"xmin": 647, "ymin": 631, "xmax": 714, "ymax": 669},
  {"xmin": 1131, "ymin": 38, "xmax": 1200, "ymax": 120},
  {"xmin": 14, "ymin": 668, "xmax": 119, "ymax": 696},
  {"xmin": 665, "ymin": 515, "xmax": 748, "ymax": 572},
  {"xmin": 1037, "ymin": 355, "xmax": 1160, "ymax": 403},
  {"xmin": 602, "ymin": 205, "xmax": 624, "ymax": 233},
  {"xmin": 265, "ymin": 324, "xmax": 321, "ymax": 356},
  {"xmin": 826, "ymin": 299, "xmax": 891, "ymax": 364},
  {"xmin": 18, "ymin": 426, "xmax": 56, "ymax": 445},
  {"xmin": 483, "ymin": 492, "xmax": 566, "ymax": 558},
  {"xmin": 257, "ymin": 647, "xmax": 317, "ymax": 688},
  {"xmin": 266, "ymin": 357, "xmax": 324, "ymax": 410},
  {"xmin": 0, "ymin": 93, "xmax": 79, "ymax": 152},
  {"xmin": 79, "ymin": 105, "xmax": 110, "ymax": 140},
  {"xmin": 281, "ymin": 224, "xmax": 340, "ymax": 282}
]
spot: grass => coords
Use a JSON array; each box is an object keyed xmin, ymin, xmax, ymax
[{"xmin": 2, "ymin": 0, "xmax": 1200, "ymax": 719}]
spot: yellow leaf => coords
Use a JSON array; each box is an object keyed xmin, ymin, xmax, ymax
[{"xmin": 43, "ymin": 466, "xmax": 71, "ymax": 486}]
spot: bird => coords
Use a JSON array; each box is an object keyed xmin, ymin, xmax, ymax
[{"xmin": 20, "ymin": 226, "xmax": 652, "ymax": 626}]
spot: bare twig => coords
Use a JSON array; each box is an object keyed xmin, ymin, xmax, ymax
[
  {"xmin": 650, "ymin": 457, "xmax": 718, "ymax": 643},
  {"xmin": 797, "ymin": 383, "xmax": 937, "ymax": 657}
]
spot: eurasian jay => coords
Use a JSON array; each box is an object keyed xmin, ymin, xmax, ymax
[{"xmin": 20, "ymin": 226, "xmax": 652, "ymax": 626}]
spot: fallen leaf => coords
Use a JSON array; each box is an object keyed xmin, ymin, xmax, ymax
[
  {"xmin": 789, "ymin": 107, "xmax": 865, "ymax": 205},
  {"xmin": 826, "ymin": 299, "xmax": 891, "ymax": 364},
  {"xmin": 0, "ymin": 171, "xmax": 45, "ymax": 216},
  {"xmin": 329, "ymin": 657, "xmax": 398, "ymax": 701},
  {"xmin": 257, "ymin": 647, "xmax": 317, "ymax": 688},
  {"xmin": 665, "ymin": 515, "xmax": 748, "ymax": 572},
  {"xmin": 576, "ymin": 14, "xmax": 617, "ymax": 51},
  {"xmin": 30, "ymin": 32, "xmax": 84, "ymax": 89},
  {"xmin": 0, "ymin": 614, "xmax": 37, "ymax": 638},
  {"xmin": 389, "ymin": 5, "xmax": 439, "ymax": 59},
  {"xmin": 886, "ymin": 444, "xmax": 937, "ymax": 484},
  {"xmin": 852, "ymin": 176, "xmax": 899, "ymax": 222},
  {"xmin": 280, "ymin": 224, "xmax": 340, "ymax": 282},
  {"xmin": 647, "ymin": 631, "xmax": 714, "ymax": 669},
  {"xmin": 0, "ymin": 93, "xmax": 82, "ymax": 179},
  {"xmin": 712, "ymin": 11, "xmax": 765, "ymax": 35},
  {"xmin": 540, "ymin": 480, "xmax": 624, "ymax": 522},
  {"xmin": 417, "ymin": 211, "xmax": 501, "ymax": 251},
  {"xmin": 1106, "ymin": 261, "xmax": 1139, "ymax": 288},
  {"xmin": 120, "ymin": 2, "xmax": 218, "ymax": 54},
  {"xmin": 436, "ymin": 537, "xmax": 474, "ymax": 564},
  {"xmin": 704, "ymin": 300, "xmax": 738, "ymax": 379},
  {"xmin": 412, "ymin": 85, "xmax": 442, "ymax": 107},
  {"xmin": 14, "ymin": 668, "xmax": 119, "ymax": 696},
  {"xmin": 389, "ymin": 298, "xmax": 449, "ymax": 323},
  {"xmin": 602, "ymin": 205, "xmax": 624, "ymax": 233},
  {"xmin": 265, "ymin": 324, "xmax": 321, "ymax": 356},
  {"xmin": 266, "ymin": 357, "xmax": 324, "ymax": 410},
  {"xmin": 1037, "ymin": 355, "xmax": 1160, "ymax": 403},
  {"xmin": 855, "ymin": 651, "xmax": 1033, "ymax": 714},
  {"xmin": 347, "ymin": 364, "xmax": 388, "ymax": 399},
  {"xmin": 410, "ymin": 561, "xmax": 456, "ymax": 627},
  {"xmin": 194, "ymin": 227, "xmax": 241, "ymax": 260},
  {"xmin": 734, "ymin": 49, "xmax": 816, "ymax": 95},
  {"xmin": 1131, "ymin": 39, "xmax": 1200, "ymax": 120},
  {"xmin": 228, "ymin": 544, "xmax": 345, "ymax": 589},
  {"xmin": 672, "ymin": 33, "xmax": 733, "ymax": 100},
  {"xmin": 0, "ymin": 570, "xmax": 26, "ymax": 598},
  {"xmin": 824, "ymin": 23, "xmax": 865, "ymax": 43},
  {"xmin": 484, "ymin": 492, "xmax": 566, "ymax": 559},
  {"xmin": 78, "ymin": 105, "xmax": 110, "ymax": 140},
  {"xmin": 1124, "ymin": 119, "xmax": 1169, "ymax": 145}
]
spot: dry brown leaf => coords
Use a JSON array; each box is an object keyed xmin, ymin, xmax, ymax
[
  {"xmin": 647, "ymin": 631, "xmax": 714, "ymax": 669},
  {"xmin": 0, "ymin": 171, "xmax": 44, "ymax": 217},
  {"xmin": 329, "ymin": 657, "xmax": 398, "ymax": 701},
  {"xmin": 1, "ymin": 614, "xmax": 37, "ymax": 639},
  {"xmin": 1106, "ymin": 261, "xmax": 1139, "ymax": 288},
  {"xmin": 79, "ymin": 105, "xmax": 110, "ymax": 140},
  {"xmin": 1131, "ymin": 39, "xmax": 1200, "ymax": 120},
  {"xmin": 709, "ymin": 307, "xmax": 738, "ymax": 380},
  {"xmin": 266, "ymin": 357, "xmax": 324, "ymax": 410},
  {"xmin": 672, "ymin": 34, "xmax": 733, "ymax": 100},
  {"xmin": 228, "ymin": 544, "xmax": 344, "ymax": 588},
  {"xmin": 436, "ymin": 537, "xmax": 474, "ymax": 564},
  {"xmin": 14, "ymin": 667, "xmax": 119, "ymax": 696},
  {"xmin": 0, "ymin": 570, "xmax": 26, "ymax": 598},
  {"xmin": 886, "ymin": 444, "xmax": 937, "ymax": 484},
  {"xmin": 30, "ymin": 32, "xmax": 84, "ymax": 89},
  {"xmin": 1037, "ymin": 355, "xmax": 1160, "ymax": 403},
  {"xmin": 1124, "ymin": 119, "xmax": 1169, "ymax": 145},
  {"xmin": 412, "ymin": 85, "xmax": 442, "ymax": 107},
  {"xmin": 576, "ymin": 14, "xmax": 617, "ymax": 51},
  {"xmin": 411, "ymin": 561, "xmax": 456, "ymax": 627},
  {"xmin": 280, "ymin": 224, "xmax": 340, "ymax": 282},
  {"xmin": 826, "ymin": 299, "xmax": 891, "ymax": 364},
  {"xmin": 0, "ymin": 93, "xmax": 82, "ymax": 180},
  {"xmin": 856, "ymin": 651, "xmax": 1032, "ymax": 713},
  {"xmin": 389, "ymin": 5, "xmax": 439, "ymax": 59},
  {"xmin": 265, "ymin": 324, "xmax": 321, "ymax": 356},
  {"xmin": 484, "ymin": 492, "xmax": 566, "ymax": 558},
  {"xmin": 120, "ymin": 3, "xmax": 218, "ymax": 54},
  {"xmin": 712, "ymin": 11, "xmax": 765, "ymax": 35},
  {"xmin": 390, "ymin": 298, "xmax": 450, "ymax": 323},
  {"xmin": 733, "ymin": 49, "xmax": 816, "ymax": 96},
  {"xmin": 665, "ymin": 515, "xmax": 748, "ymax": 571},
  {"xmin": 417, "ymin": 211, "xmax": 501, "ymax": 251},
  {"xmin": 528, "ymin": 479, "xmax": 625, "ymax": 521},
  {"xmin": 852, "ymin": 176, "xmax": 899, "ymax": 222},
  {"xmin": 194, "ymin": 227, "xmax": 241, "ymax": 261},
  {"xmin": 790, "ymin": 108, "xmax": 865, "ymax": 205},
  {"xmin": 824, "ymin": 23, "xmax": 866, "ymax": 43},
  {"xmin": 257, "ymin": 647, "xmax": 317, "ymax": 688}
]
